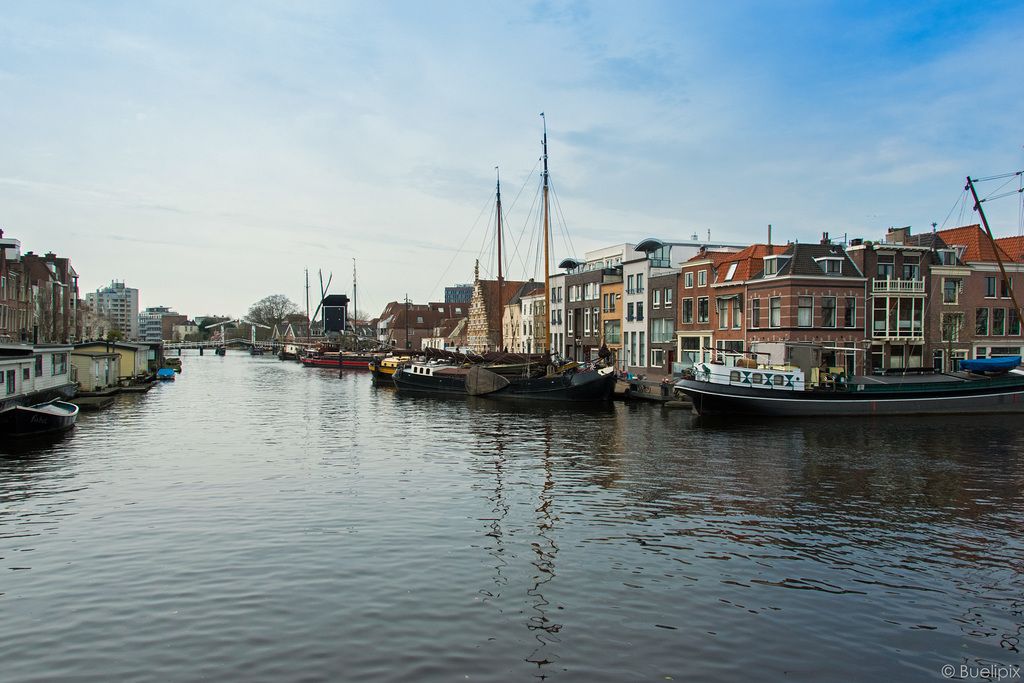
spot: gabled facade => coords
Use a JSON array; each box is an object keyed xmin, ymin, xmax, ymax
[
  {"xmin": 467, "ymin": 261, "xmax": 526, "ymax": 353},
  {"xmin": 744, "ymin": 239, "xmax": 867, "ymax": 374}
]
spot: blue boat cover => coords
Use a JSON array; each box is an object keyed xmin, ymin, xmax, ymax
[
  {"xmin": 959, "ymin": 356, "xmax": 1021, "ymax": 372},
  {"xmin": 157, "ymin": 368, "xmax": 176, "ymax": 379}
]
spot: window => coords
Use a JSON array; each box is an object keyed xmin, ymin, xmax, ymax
[
  {"xmin": 816, "ymin": 258, "xmax": 842, "ymax": 275},
  {"xmin": 697, "ymin": 270, "xmax": 707, "ymax": 287},
  {"xmin": 731, "ymin": 300, "xmax": 742, "ymax": 329},
  {"xmin": 5, "ymin": 369, "xmax": 15, "ymax": 395},
  {"xmin": 637, "ymin": 274, "xmax": 644, "ymax": 293},
  {"xmin": 976, "ymin": 307, "xmax": 989, "ymax": 336},
  {"xmin": 650, "ymin": 318, "xmax": 674, "ymax": 343},
  {"xmin": 603, "ymin": 319, "xmax": 621, "ymax": 344},
  {"xmin": 685, "ymin": 272, "xmax": 693, "ymax": 289},
  {"xmin": 798, "ymin": 297, "xmax": 813, "ymax": 327},
  {"xmin": 35, "ymin": 355, "xmax": 43, "ymax": 376},
  {"xmin": 877, "ymin": 254, "xmax": 895, "ymax": 279},
  {"xmin": 764, "ymin": 256, "xmax": 787, "ymax": 277},
  {"xmin": 665, "ymin": 288, "xmax": 673, "ymax": 305},
  {"xmin": 751, "ymin": 299, "xmax": 761, "ymax": 328},
  {"xmin": 941, "ymin": 312, "xmax": 963, "ymax": 342},
  {"xmin": 652, "ymin": 289, "xmax": 660, "ymax": 308},
  {"xmin": 636, "ymin": 302, "xmax": 644, "ymax": 321},
  {"xmin": 844, "ymin": 297, "xmax": 856, "ymax": 327},
  {"xmin": 725, "ymin": 263, "xmax": 738, "ymax": 281},
  {"xmin": 627, "ymin": 275, "xmax": 635, "ymax": 293},
  {"xmin": 769, "ymin": 297, "xmax": 781, "ymax": 328},
  {"xmin": 716, "ymin": 299, "xmax": 728, "ymax": 330},
  {"xmin": 993, "ymin": 308, "xmax": 1006, "ymax": 336},
  {"xmin": 648, "ymin": 246, "xmax": 671, "ymax": 268},
  {"xmin": 682, "ymin": 298, "xmax": 694, "ymax": 324},
  {"xmin": 822, "ymin": 297, "xmax": 837, "ymax": 328},
  {"xmin": 1002, "ymin": 278, "xmax": 1012, "ymax": 298},
  {"xmin": 903, "ymin": 254, "xmax": 920, "ymax": 280},
  {"xmin": 1010, "ymin": 309, "xmax": 1021, "ymax": 336},
  {"xmin": 584, "ymin": 283, "xmax": 591, "ymax": 300},
  {"xmin": 651, "ymin": 348, "xmax": 664, "ymax": 366},
  {"xmin": 985, "ymin": 277, "xmax": 997, "ymax": 298},
  {"xmin": 416, "ymin": 316, "xmax": 423, "ymax": 323},
  {"xmin": 627, "ymin": 302, "xmax": 634, "ymax": 321},
  {"xmin": 943, "ymin": 278, "xmax": 961, "ymax": 304},
  {"xmin": 51, "ymin": 353, "xmax": 67, "ymax": 376},
  {"xmin": 584, "ymin": 308, "xmax": 591, "ymax": 335},
  {"xmin": 697, "ymin": 297, "xmax": 709, "ymax": 323}
]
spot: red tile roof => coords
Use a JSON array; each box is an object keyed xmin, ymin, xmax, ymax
[{"xmin": 936, "ymin": 224, "xmax": 1014, "ymax": 262}]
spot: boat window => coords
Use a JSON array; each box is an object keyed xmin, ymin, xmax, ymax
[
  {"xmin": 729, "ymin": 371, "xmax": 740, "ymax": 382},
  {"xmin": 751, "ymin": 373, "xmax": 762, "ymax": 384},
  {"xmin": 773, "ymin": 375, "xmax": 784, "ymax": 386}
]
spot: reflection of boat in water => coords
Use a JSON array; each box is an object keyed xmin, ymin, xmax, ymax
[
  {"xmin": 675, "ymin": 344, "xmax": 1024, "ymax": 417},
  {"xmin": 0, "ymin": 399, "xmax": 79, "ymax": 437}
]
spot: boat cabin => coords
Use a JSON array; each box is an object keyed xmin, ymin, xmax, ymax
[{"xmin": 0, "ymin": 343, "xmax": 77, "ymax": 412}]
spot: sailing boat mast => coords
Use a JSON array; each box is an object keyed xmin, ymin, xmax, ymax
[
  {"xmin": 352, "ymin": 258, "xmax": 357, "ymax": 334},
  {"xmin": 496, "ymin": 167, "xmax": 504, "ymax": 352},
  {"xmin": 967, "ymin": 174, "xmax": 1024, "ymax": 328},
  {"xmin": 541, "ymin": 112, "xmax": 550, "ymax": 354}
]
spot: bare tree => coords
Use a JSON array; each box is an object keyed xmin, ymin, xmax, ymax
[{"xmin": 247, "ymin": 294, "xmax": 300, "ymax": 330}]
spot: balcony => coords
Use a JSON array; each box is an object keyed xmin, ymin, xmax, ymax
[{"xmin": 872, "ymin": 279, "xmax": 925, "ymax": 294}]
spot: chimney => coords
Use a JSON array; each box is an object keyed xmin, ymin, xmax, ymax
[{"xmin": 821, "ymin": 232, "xmax": 831, "ymax": 245}]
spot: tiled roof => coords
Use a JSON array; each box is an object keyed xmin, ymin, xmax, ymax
[
  {"xmin": 936, "ymin": 224, "xmax": 1014, "ymax": 262},
  {"xmin": 995, "ymin": 235, "xmax": 1024, "ymax": 262},
  {"xmin": 713, "ymin": 244, "xmax": 787, "ymax": 283}
]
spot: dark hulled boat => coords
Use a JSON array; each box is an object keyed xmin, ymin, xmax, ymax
[
  {"xmin": 466, "ymin": 364, "xmax": 617, "ymax": 402},
  {"xmin": 675, "ymin": 355, "xmax": 1024, "ymax": 417},
  {"xmin": 392, "ymin": 362, "xmax": 470, "ymax": 395},
  {"xmin": 0, "ymin": 399, "xmax": 79, "ymax": 437}
]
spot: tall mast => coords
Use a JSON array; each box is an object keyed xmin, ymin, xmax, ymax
[
  {"xmin": 352, "ymin": 258, "xmax": 357, "ymax": 334},
  {"xmin": 967, "ymin": 175, "xmax": 1024, "ymax": 328},
  {"xmin": 541, "ymin": 112, "xmax": 550, "ymax": 354},
  {"xmin": 496, "ymin": 167, "xmax": 505, "ymax": 352}
]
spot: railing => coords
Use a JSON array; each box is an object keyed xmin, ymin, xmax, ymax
[{"xmin": 872, "ymin": 279, "xmax": 925, "ymax": 294}]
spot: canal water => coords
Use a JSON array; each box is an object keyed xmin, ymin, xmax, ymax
[{"xmin": 2, "ymin": 351, "xmax": 1022, "ymax": 682}]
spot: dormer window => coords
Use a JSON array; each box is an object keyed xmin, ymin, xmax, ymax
[
  {"xmin": 815, "ymin": 257, "xmax": 843, "ymax": 275},
  {"xmin": 938, "ymin": 249, "xmax": 957, "ymax": 266},
  {"xmin": 724, "ymin": 263, "xmax": 738, "ymax": 281},
  {"xmin": 764, "ymin": 256, "xmax": 789, "ymax": 277}
]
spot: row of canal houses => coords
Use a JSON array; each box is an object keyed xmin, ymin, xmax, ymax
[{"xmin": 479, "ymin": 223, "xmax": 1024, "ymax": 377}]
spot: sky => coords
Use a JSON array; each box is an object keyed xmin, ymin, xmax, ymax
[{"xmin": 2, "ymin": 1, "xmax": 1024, "ymax": 321}]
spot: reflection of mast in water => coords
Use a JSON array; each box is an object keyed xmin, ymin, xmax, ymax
[
  {"xmin": 477, "ymin": 432, "xmax": 510, "ymax": 601},
  {"xmin": 525, "ymin": 419, "xmax": 562, "ymax": 675}
]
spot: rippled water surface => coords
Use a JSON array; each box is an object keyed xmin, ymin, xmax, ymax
[{"xmin": 2, "ymin": 351, "xmax": 1023, "ymax": 681}]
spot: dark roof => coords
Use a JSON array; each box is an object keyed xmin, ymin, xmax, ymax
[{"xmin": 751, "ymin": 243, "xmax": 862, "ymax": 280}]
